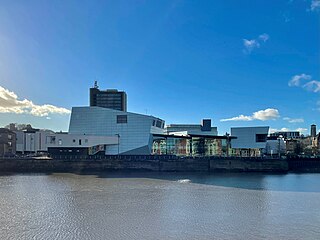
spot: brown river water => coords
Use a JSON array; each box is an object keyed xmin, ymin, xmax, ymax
[{"xmin": 1, "ymin": 172, "xmax": 320, "ymax": 239}]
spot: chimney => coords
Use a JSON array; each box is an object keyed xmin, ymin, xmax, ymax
[{"xmin": 311, "ymin": 124, "xmax": 316, "ymax": 138}]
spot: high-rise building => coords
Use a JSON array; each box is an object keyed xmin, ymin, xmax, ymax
[
  {"xmin": 311, "ymin": 124, "xmax": 316, "ymax": 137},
  {"xmin": 89, "ymin": 81, "xmax": 127, "ymax": 111}
]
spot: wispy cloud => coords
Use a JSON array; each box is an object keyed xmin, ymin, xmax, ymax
[
  {"xmin": 288, "ymin": 74, "xmax": 320, "ymax": 93},
  {"xmin": 303, "ymin": 80, "xmax": 320, "ymax": 93},
  {"xmin": 243, "ymin": 33, "xmax": 269, "ymax": 54},
  {"xmin": 311, "ymin": 0, "xmax": 320, "ymax": 11},
  {"xmin": 283, "ymin": 117, "xmax": 304, "ymax": 123},
  {"xmin": 220, "ymin": 108, "xmax": 279, "ymax": 122},
  {"xmin": 0, "ymin": 86, "xmax": 71, "ymax": 117},
  {"xmin": 288, "ymin": 74, "xmax": 312, "ymax": 87},
  {"xmin": 258, "ymin": 33, "xmax": 269, "ymax": 42}
]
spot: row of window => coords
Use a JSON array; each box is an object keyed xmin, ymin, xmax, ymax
[{"xmin": 152, "ymin": 119, "xmax": 165, "ymax": 129}]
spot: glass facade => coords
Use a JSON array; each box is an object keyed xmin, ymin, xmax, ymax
[{"xmin": 152, "ymin": 136, "xmax": 230, "ymax": 157}]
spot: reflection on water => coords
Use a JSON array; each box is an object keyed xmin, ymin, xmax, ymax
[{"xmin": 1, "ymin": 172, "xmax": 320, "ymax": 239}]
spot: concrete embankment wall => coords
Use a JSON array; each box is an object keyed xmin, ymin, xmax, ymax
[
  {"xmin": 0, "ymin": 156, "xmax": 288, "ymax": 173},
  {"xmin": 287, "ymin": 157, "xmax": 320, "ymax": 172}
]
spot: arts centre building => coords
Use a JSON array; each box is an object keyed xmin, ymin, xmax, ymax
[{"xmin": 46, "ymin": 84, "xmax": 269, "ymax": 157}]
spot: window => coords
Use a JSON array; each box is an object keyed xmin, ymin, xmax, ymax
[
  {"xmin": 156, "ymin": 120, "xmax": 162, "ymax": 128},
  {"xmin": 153, "ymin": 120, "xmax": 155, "ymax": 126},
  {"xmin": 49, "ymin": 136, "xmax": 56, "ymax": 144},
  {"xmin": 73, "ymin": 139, "xmax": 76, "ymax": 143},
  {"xmin": 58, "ymin": 139, "xmax": 62, "ymax": 145},
  {"xmin": 117, "ymin": 115, "xmax": 127, "ymax": 124},
  {"xmin": 8, "ymin": 134, "xmax": 12, "ymax": 140},
  {"xmin": 256, "ymin": 134, "xmax": 267, "ymax": 142},
  {"xmin": 79, "ymin": 139, "xmax": 82, "ymax": 145}
]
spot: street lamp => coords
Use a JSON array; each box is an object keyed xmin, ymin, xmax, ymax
[{"xmin": 115, "ymin": 134, "xmax": 120, "ymax": 155}]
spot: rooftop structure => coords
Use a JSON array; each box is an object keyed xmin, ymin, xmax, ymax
[
  {"xmin": 89, "ymin": 81, "xmax": 127, "ymax": 111},
  {"xmin": 165, "ymin": 119, "xmax": 218, "ymax": 136}
]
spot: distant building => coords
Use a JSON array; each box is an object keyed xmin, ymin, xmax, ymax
[
  {"xmin": 311, "ymin": 124, "xmax": 316, "ymax": 138},
  {"xmin": 0, "ymin": 128, "xmax": 16, "ymax": 157},
  {"xmin": 230, "ymin": 127, "xmax": 269, "ymax": 157},
  {"xmin": 270, "ymin": 131, "xmax": 300, "ymax": 139},
  {"xmin": 89, "ymin": 81, "xmax": 127, "ymax": 111},
  {"xmin": 264, "ymin": 138, "xmax": 286, "ymax": 156},
  {"xmin": 165, "ymin": 119, "xmax": 218, "ymax": 136}
]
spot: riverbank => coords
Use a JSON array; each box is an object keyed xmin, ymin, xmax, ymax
[{"xmin": 0, "ymin": 156, "xmax": 289, "ymax": 173}]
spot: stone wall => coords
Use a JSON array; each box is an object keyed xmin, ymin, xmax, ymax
[{"xmin": 0, "ymin": 156, "xmax": 289, "ymax": 173}]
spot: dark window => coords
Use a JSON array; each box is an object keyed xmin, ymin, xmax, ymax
[
  {"xmin": 73, "ymin": 139, "xmax": 76, "ymax": 143},
  {"xmin": 153, "ymin": 120, "xmax": 155, "ymax": 126},
  {"xmin": 256, "ymin": 134, "xmax": 267, "ymax": 142},
  {"xmin": 156, "ymin": 120, "xmax": 162, "ymax": 128},
  {"xmin": 79, "ymin": 139, "xmax": 82, "ymax": 145},
  {"xmin": 117, "ymin": 115, "xmax": 127, "ymax": 124}
]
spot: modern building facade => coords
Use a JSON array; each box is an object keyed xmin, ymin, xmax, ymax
[
  {"xmin": 152, "ymin": 134, "xmax": 233, "ymax": 157},
  {"xmin": 69, "ymin": 106, "xmax": 165, "ymax": 155},
  {"xmin": 89, "ymin": 81, "xmax": 127, "ymax": 111},
  {"xmin": 230, "ymin": 127, "xmax": 269, "ymax": 157}
]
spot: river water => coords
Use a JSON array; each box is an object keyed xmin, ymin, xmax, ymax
[{"xmin": 1, "ymin": 172, "xmax": 320, "ymax": 240}]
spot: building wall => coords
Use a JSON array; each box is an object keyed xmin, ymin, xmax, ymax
[
  {"xmin": 231, "ymin": 127, "xmax": 269, "ymax": 149},
  {"xmin": 68, "ymin": 107, "xmax": 165, "ymax": 155},
  {"xmin": 14, "ymin": 130, "xmax": 54, "ymax": 153},
  {"xmin": 46, "ymin": 133, "xmax": 118, "ymax": 148},
  {"xmin": 0, "ymin": 129, "xmax": 16, "ymax": 156}
]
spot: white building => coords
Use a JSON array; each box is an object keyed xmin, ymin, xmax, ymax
[
  {"xmin": 46, "ymin": 133, "xmax": 119, "ymax": 155},
  {"xmin": 230, "ymin": 127, "xmax": 269, "ymax": 157},
  {"xmin": 68, "ymin": 106, "xmax": 165, "ymax": 155},
  {"xmin": 15, "ymin": 129, "xmax": 54, "ymax": 154}
]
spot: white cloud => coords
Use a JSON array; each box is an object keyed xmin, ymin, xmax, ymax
[
  {"xmin": 288, "ymin": 73, "xmax": 312, "ymax": 87},
  {"xmin": 220, "ymin": 108, "xmax": 280, "ymax": 122},
  {"xmin": 243, "ymin": 33, "xmax": 269, "ymax": 54},
  {"xmin": 296, "ymin": 128, "xmax": 308, "ymax": 133},
  {"xmin": 283, "ymin": 117, "xmax": 304, "ymax": 123},
  {"xmin": 311, "ymin": 0, "xmax": 320, "ymax": 11},
  {"xmin": 0, "ymin": 86, "xmax": 71, "ymax": 117},
  {"xmin": 258, "ymin": 33, "xmax": 269, "ymax": 42},
  {"xmin": 243, "ymin": 39, "xmax": 260, "ymax": 53},
  {"xmin": 220, "ymin": 114, "xmax": 253, "ymax": 122},
  {"xmin": 303, "ymin": 80, "xmax": 320, "ymax": 93}
]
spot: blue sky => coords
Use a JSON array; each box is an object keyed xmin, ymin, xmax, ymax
[{"xmin": 0, "ymin": 0, "xmax": 319, "ymax": 134}]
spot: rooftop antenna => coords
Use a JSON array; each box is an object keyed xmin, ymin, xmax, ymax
[{"xmin": 94, "ymin": 80, "xmax": 99, "ymax": 89}]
